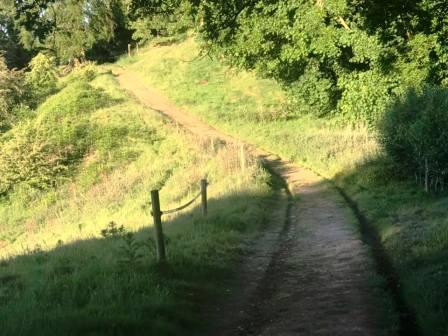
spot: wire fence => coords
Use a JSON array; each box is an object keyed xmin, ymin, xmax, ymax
[
  {"xmin": 160, "ymin": 191, "xmax": 202, "ymax": 215},
  {"xmin": 150, "ymin": 179, "xmax": 208, "ymax": 262},
  {"xmin": 148, "ymin": 144, "xmax": 248, "ymax": 263}
]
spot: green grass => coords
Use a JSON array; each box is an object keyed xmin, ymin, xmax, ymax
[
  {"xmin": 117, "ymin": 37, "xmax": 448, "ymax": 336},
  {"xmin": 0, "ymin": 68, "xmax": 276, "ymax": 335}
]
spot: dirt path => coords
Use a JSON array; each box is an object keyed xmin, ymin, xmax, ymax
[{"xmin": 115, "ymin": 69, "xmax": 383, "ymax": 335}]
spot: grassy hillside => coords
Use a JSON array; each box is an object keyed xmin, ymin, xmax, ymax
[
  {"xmin": 117, "ymin": 37, "xmax": 448, "ymax": 335},
  {"xmin": 0, "ymin": 67, "xmax": 276, "ymax": 335}
]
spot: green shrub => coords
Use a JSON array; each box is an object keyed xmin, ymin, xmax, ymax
[
  {"xmin": 0, "ymin": 81, "xmax": 110, "ymax": 194},
  {"xmin": 25, "ymin": 53, "xmax": 57, "ymax": 106},
  {"xmin": 287, "ymin": 65, "xmax": 337, "ymax": 117},
  {"xmin": 379, "ymin": 86, "xmax": 448, "ymax": 191},
  {"xmin": 0, "ymin": 56, "xmax": 25, "ymax": 131},
  {"xmin": 72, "ymin": 63, "xmax": 97, "ymax": 82},
  {"xmin": 62, "ymin": 63, "xmax": 98, "ymax": 85},
  {"xmin": 338, "ymin": 70, "xmax": 397, "ymax": 125},
  {"xmin": 0, "ymin": 121, "xmax": 67, "ymax": 194}
]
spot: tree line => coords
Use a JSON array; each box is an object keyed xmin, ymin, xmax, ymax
[{"xmin": 1, "ymin": 0, "xmax": 448, "ymax": 191}]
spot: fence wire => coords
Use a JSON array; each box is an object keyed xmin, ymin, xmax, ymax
[{"xmin": 158, "ymin": 191, "xmax": 202, "ymax": 216}]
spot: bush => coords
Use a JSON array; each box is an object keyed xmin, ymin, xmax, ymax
[
  {"xmin": 0, "ymin": 121, "xmax": 67, "ymax": 194},
  {"xmin": 25, "ymin": 53, "xmax": 57, "ymax": 106},
  {"xmin": 338, "ymin": 70, "xmax": 397, "ymax": 126},
  {"xmin": 0, "ymin": 56, "xmax": 25, "ymax": 131},
  {"xmin": 379, "ymin": 86, "xmax": 448, "ymax": 191},
  {"xmin": 0, "ymin": 81, "xmax": 110, "ymax": 194},
  {"xmin": 62, "ymin": 62, "xmax": 98, "ymax": 84},
  {"xmin": 287, "ymin": 65, "xmax": 337, "ymax": 117}
]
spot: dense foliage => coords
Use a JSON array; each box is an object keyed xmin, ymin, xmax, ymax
[
  {"xmin": 0, "ymin": 80, "xmax": 109, "ymax": 195},
  {"xmin": 25, "ymin": 53, "xmax": 58, "ymax": 106},
  {"xmin": 380, "ymin": 87, "xmax": 448, "ymax": 192},
  {"xmin": 195, "ymin": 1, "xmax": 447, "ymax": 121},
  {"xmin": 0, "ymin": 57, "xmax": 25, "ymax": 132},
  {"xmin": 0, "ymin": 53, "xmax": 59, "ymax": 133},
  {"xmin": 0, "ymin": 0, "xmax": 31, "ymax": 68},
  {"xmin": 12, "ymin": 0, "xmax": 132, "ymax": 63},
  {"xmin": 129, "ymin": 0, "xmax": 197, "ymax": 44},
  {"xmin": 2, "ymin": 0, "xmax": 448, "ymax": 187}
]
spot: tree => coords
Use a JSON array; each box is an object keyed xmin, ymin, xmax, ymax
[
  {"xmin": 196, "ymin": 1, "xmax": 384, "ymax": 119},
  {"xmin": 0, "ymin": 56, "xmax": 25, "ymax": 131},
  {"xmin": 25, "ymin": 53, "xmax": 57, "ymax": 106},
  {"xmin": 379, "ymin": 86, "xmax": 448, "ymax": 191},
  {"xmin": 194, "ymin": 0, "xmax": 448, "ymax": 122},
  {"xmin": 0, "ymin": 0, "xmax": 31, "ymax": 68},
  {"xmin": 86, "ymin": 0, "xmax": 133, "ymax": 62},
  {"xmin": 14, "ymin": 0, "xmax": 129, "ymax": 63},
  {"xmin": 128, "ymin": 0, "xmax": 198, "ymax": 43}
]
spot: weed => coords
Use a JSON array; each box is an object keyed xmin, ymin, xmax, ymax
[
  {"xmin": 101, "ymin": 221, "xmax": 126, "ymax": 239},
  {"xmin": 117, "ymin": 232, "xmax": 145, "ymax": 268}
]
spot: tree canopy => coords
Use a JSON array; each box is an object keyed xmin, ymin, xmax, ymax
[
  {"xmin": 1, "ymin": 0, "xmax": 448, "ymax": 192},
  {"xmin": 2, "ymin": 0, "xmax": 447, "ymax": 124},
  {"xmin": 193, "ymin": 0, "xmax": 448, "ymax": 122},
  {"xmin": 11, "ymin": 0, "xmax": 131, "ymax": 63}
]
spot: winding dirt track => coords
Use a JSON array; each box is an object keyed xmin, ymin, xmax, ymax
[{"xmin": 115, "ymin": 69, "xmax": 382, "ymax": 335}]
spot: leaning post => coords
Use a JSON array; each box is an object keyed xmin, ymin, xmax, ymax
[
  {"xmin": 151, "ymin": 190, "xmax": 166, "ymax": 262},
  {"xmin": 201, "ymin": 179, "xmax": 208, "ymax": 216}
]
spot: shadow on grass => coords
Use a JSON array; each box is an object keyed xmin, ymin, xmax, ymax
[
  {"xmin": 0, "ymin": 190, "xmax": 275, "ymax": 336},
  {"xmin": 5, "ymin": 154, "xmax": 447, "ymax": 336},
  {"xmin": 333, "ymin": 156, "xmax": 448, "ymax": 336}
]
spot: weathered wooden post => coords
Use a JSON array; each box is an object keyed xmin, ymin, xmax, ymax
[
  {"xmin": 128, "ymin": 44, "xmax": 131, "ymax": 57},
  {"xmin": 201, "ymin": 179, "xmax": 208, "ymax": 216},
  {"xmin": 136, "ymin": 43, "xmax": 139, "ymax": 55},
  {"xmin": 151, "ymin": 190, "xmax": 166, "ymax": 262}
]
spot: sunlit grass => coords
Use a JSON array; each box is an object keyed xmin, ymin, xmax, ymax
[{"xmin": 118, "ymin": 38, "xmax": 378, "ymax": 178}]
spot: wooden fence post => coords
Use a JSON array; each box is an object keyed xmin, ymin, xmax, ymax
[
  {"xmin": 201, "ymin": 179, "xmax": 208, "ymax": 216},
  {"xmin": 128, "ymin": 44, "xmax": 131, "ymax": 57},
  {"xmin": 151, "ymin": 190, "xmax": 166, "ymax": 262},
  {"xmin": 136, "ymin": 43, "xmax": 139, "ymax": 55}
]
